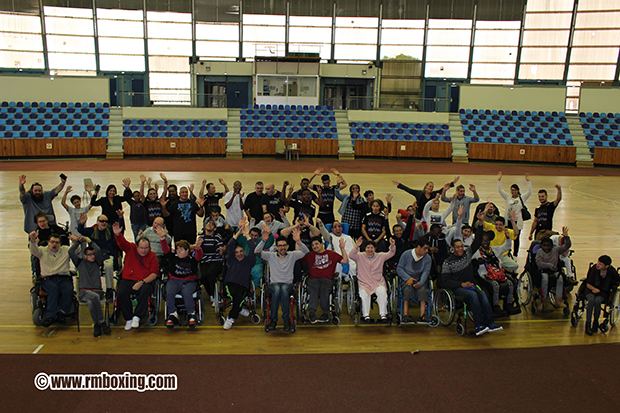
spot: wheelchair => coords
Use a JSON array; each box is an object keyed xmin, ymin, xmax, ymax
[
  {"xmin": 31, "ymin": 269, "xmax": 81, "ymax": 331},
  {"xmin": 261, "ymin": 262, "xmax": 298, "ymax": 333},
  {"xmin": 433, "ymin": 286, "xmax": 477, "ymax": 336},
  {"xmin": 473, "ymin": 262, "xmax": 521, "ymax": 317},
  {"xmin": 214, "ymin": 276, "xmax": 261, "ymax": 326},
  {"xmin": 394, "ymin": 275, "xmax": 440, "ymax": 328},
  {"xmin": 348, "ymin": 261, "xmax": 397, "ymax": 326},
  {"xmin": 107, "ymin": 276, "xmax": 161, "ymax": 327},
  {"xmin": 517, "ymin": 241, "xmax": 571, "ymax": 316},
  {"xmin": 296, "ymin": 271, "xmax": 344, "ymax": 326},
  {"xmin": 570, "ymin": 263, "xmax": 620, "ymax": 332}
]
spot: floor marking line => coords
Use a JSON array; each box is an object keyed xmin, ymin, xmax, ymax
[{"xmin": 33, "ymin": 344, "xmax": 44, "ymax": 354}]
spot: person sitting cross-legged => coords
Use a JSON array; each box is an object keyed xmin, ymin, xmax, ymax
[{"xmin": 583, "ymin": 255, "xmax": 620, "ymax": 335}]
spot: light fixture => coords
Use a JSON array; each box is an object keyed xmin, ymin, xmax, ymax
[{"xmin": 362, "ymin": 70, "xmax": 367, "ymax": 75}]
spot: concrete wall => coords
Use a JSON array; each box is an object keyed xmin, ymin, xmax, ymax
[
  {"xmin": 347, "ymin": 110, "xmax": 449, "ymax": 124},
  {"xmin": 0, "ymin": 74, "xmax": 109, "ymax": 103},
  {"xmin": 459, "ymin": 85, "xmax": 566, "ymax": 112},
  {"xmin": 193, "ymin": 61, "xmax": 254, "ymax": 76},
  {"xmin": 320, "ymin": 63, "xmax": 379, "ymax": 79},
  {"xmin": 123, "ymin": 107, "xmax": 228, "ymax": 119},
  {"xmin": 579, "ymin": 88, "xmax": 620, "ymax": 113}
]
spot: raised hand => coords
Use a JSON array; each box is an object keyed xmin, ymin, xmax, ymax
[
  {"xmin": 453, "ymin": 176, "xmax": 460, "ymax": 184},
  {"xmin": 292, "ymin": 227, "xmax": 302, "ymax": 243},
  {"xmin": 79, "ymin": 213, "xmax": 88, "ymax": 225},
  {"xmin": 160, "ymin": 198, "xmax": 168, "ymax": 206},
  {"xmin": 68, "ymin": 234, "xmax": 79, "ymax": 243},
  {"xmin": 469, "ymin": 184, "xmax": 476, "ymax": 192},
  {"xmin": 330, "ymin": 167, "xmax": 340, "ymax": 176},
  {"xmin": 116, "ymin": 209, "xmax": 124, "ymax": 217},
  {"xmin": 395, "ymin": 213, "xmax": 402, "ymax": 221},
  {"xmin": 316, "ymin": 217, "xmax": 323, "ymax": 226},
  {"xmin": 29, "ymin": 230, "xmax": 38, "ymax": 242},
  {"xmin": 19, "ymin": 175, "xmax": 27, "ymax": 186},
  {"xmin": 389, "ymin": 237, "xmax": 396, "ymax": 247},
  {"xmin": 497, "ymin": 171, "xmax": 503, "ymax": 181},
  {"xmin": 386, "ymin": 193, "xmax": 393, "ymax": 203},
  {"xmin": 154, "ymin": 182, "xmax": 159, "ymax": 192},
  {"xmin": 122, "ymin": 178, "xmax": 131, "ymax": 188},
  {"xmin": 197, "ymin": 197, "xmax": 205, "ymax": 207},
  {"xmin": 66, "ymin": 185, "xmax": 73, "ymax": 193},
  {"xmin": 316, "ymin": 186, "xmax": 322, "ymax": 195},
  {"xmin": 435, "ymin": 193, "xmax": 441, "ymax": 200},
  {"xmin": 355, "ymin": 237, "xmax": 363, "ymax": 248},
  {"xmin": 139, "ymin": 174, "xmax": 146, "ymax": 183},
  {"xmin": 146, "ymin": 177, "xmax": 152, "ymax": 186},
  {"xmin": 279, "ymin": 208, "xmax": 285, "ymax": 217},
  {"xmin": 443, "ymin": 183, "xmax": 451, "ymax": 192},
  {"xmin": 562, "ymin": 226, "xmax": 569, "ymax": 237},
  {"xmin": 313, "ymin": 167, "xmax": 324, "ymax": 175},
  {"xmin": 218, "ymin": 178, "xmax": 225, "ymax": 185},
  {"xmin": 392, "ymin": 179, "xmax": 400, "ymax": 186},
  {"xmin": 154, "ymin": 226, "xmax": 166, "ymax": 238},
  {"xmin": 525, "ymin": 173, "xmax": 531, "ymax": 182},
  {"xmin": 195, "ymin": 237, "xmax": 203, "ymax": 249},
  {"xmin": 555, "ymin": 184, "xmax": 561, "ymax": 190},
  {"xmin": 160, "ymin": 173, "xmax": 168, "ymax": 182},
  {"xmin": 288, "ymin": 185, "xmax": 294, "ymax": 195},
  {"xmin": 112, "ymin": 222, "xmax": 122, "ymax": 236},
  {"xmin": 339, "ymin": 238, "xmax": 346, "ymax": 251},
  {"xmin": 189, "ymin": 183, "xmax": 194, "ymax": 193}
]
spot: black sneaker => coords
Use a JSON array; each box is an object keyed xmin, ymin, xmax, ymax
[
  {"xmin": 267, "ymin": 320, "xmax": 277, "ymax": 330},
  {"xmin": 169, "ymin": 313, "xmax": 179, "ymax": 325},
  {"xmin": 105, "ymin": 289, "xmax": 114, "ymax": 301},
  {"xmin": 166, "ymin": 319, "xmax": 174, "ymax": 330},
  {"xmin": 377, "ymin": 317, "xmax": 389, "ymax": 324},
  {"xmin": 492, "ymin": 305, "xmax": 507, "ymax": 318},
  {"xmin": 419, "ymin": 314, "xmax": 431, "ymax": 324},
  {"xmin": 586, "ymin": 324, "xmax": 593, "ymax": 336},
  {"xmin": 361, "ymin": 317, "xmax": 374, "ymax": 324},
  {"xmin": 401, "ymin": 315, "xmax": 413, "ymax": 323},
  {"xmin": 508, "ymin": 304, "xmax": 522, "ymax": 315},
  {"xmin": 318, "ymin": 313, "xmax": 329, "ymax": 323},
  {"xmin": 592, "ymin": 322, "xmax": 599, "ymax": 333},
  {"xmin": 93, "ymin": 323, "xmax": 102, "ymax": 338},
  {"xmin": 283, "ymin": 320, "xmax": 291, "ymax": 331},
  {"xmin": 101, "ymin": 322, "xmax": 111, "ymax": 335},
  {"xmin": 567, "ymin": 278, "xmax": 579, "ymax": 286},
  {"xmin": 56, "ymin": 313, "xmax": 67, "ymax": 325},
  {"xmin": 309, "ymin": 313, "xmax": 318, "ymax": 324},
  {"xmin": 41, "ymin": 317, "xmax": 53, "ymax": 328}
]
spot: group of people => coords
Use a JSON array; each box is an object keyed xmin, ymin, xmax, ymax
[{"xmin": 20, "ymin": 167, "xmax": 616, "ymax": 337}]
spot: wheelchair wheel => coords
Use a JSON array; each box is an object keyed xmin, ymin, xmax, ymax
[
  {"xmin": 517, "ymin": 271, "xmax": 533, "ymax": 306},
  {"xmin": 455, "ymin": 322, "xmax": 465, "ymax": 336},
  {"xmin": 429, "ymin": 315, "xmax": 440, "ymax": 328},
  {"xmin": 213, "ymin": 281, "xmax": 221, "ymax": 314},
  {"xmin": 434, "ymin": 289, "xmax": 455, "ymax": 326},
  {"xmin": 609, "ymin": 290, "xmax": 620, "ymax": 327},
  {"xmin": 395, "ymin": 313, "xmax": 401, "ymax": 327},
  {"xmin": 347, "ymin": 277, "xmax": 357, "ymax": 318},
  {"xmin": 570, "ymin": 311, "xmax": 578, "ymax": 327},
  {"xmin": 563, "ymin": 306, "xmax": 570, "ymax": 317},
  {"xmin": 30, "ymin": 288, "xmax": 38, "ymax": 313},
  {"xmin": 334, "ymin": 276, "xmax": 343, "ymax": 316},
  {"xmin": 32, "ymin": 307, "xmax": 44, "ymax": 326},
  {"xmin": 353, "ymin": 314, "xmax": 359, "ymax": 327},
  {"xmin": 218, "ymin": 314, "xmax": 225, "ymax": 326},
  {"xmin": 251, "ymin": 313, "xmax": 261, "ymax": 324},
  {"xmin": 389, "ymin": 277, "xmax": 398, "ymax": 315},
  {"xmin": 531, "ymin": 301, "xmax": 538, "ymax": 316},
  {"xmin": 599, "ymin": 320, "xmax": 609, "ymax": 333},
  {"xmin": 332, "ymin": 316, "xmax": 340, "ymax": 326}
]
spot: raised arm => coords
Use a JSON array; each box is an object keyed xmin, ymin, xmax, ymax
[
  {"xmin": 219, "ymin": 178, "xmax": 230, "ymax": 194},
  {"xmin": 393, "ymin": 180, "xmax": 423, "ymax": 198},
  {"xmin": 553, "ymin": 184, "xmax": 562, "ymax": 206},
  {"xmin": 18, "ymin": 175, "xmax": 27, "ymax": 198},
  {"xmin": 54, "ymin": 174, "xmax": 67, "ymax": 196},
  {"xmin": 61, "ymin": 185, "xmax": 72, "ymax": 211},
  {"xmin": 522, "ymin": 175, "xmax": 532, "ymax": 201}
]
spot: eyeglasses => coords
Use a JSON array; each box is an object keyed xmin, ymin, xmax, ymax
[{"xmin": 98, "ymin": 219, "xmax": 108, "ymax": 223}]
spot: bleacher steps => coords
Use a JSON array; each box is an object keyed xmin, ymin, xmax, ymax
[
  {"xmin": 226, "ymin": 108, "xmax": 243, "ymax": 158},
  {"xmin": 106, "ymin": 107, "xmax": 124, "ymax": 159},
  {"xmin": 449, "ymin": 113, "xmax": 468, "ymax": 162},
  {"xmin": 335, "ymin": 110, "xmax": 355, "ymax": 160},
  {"xmin": 566, "ymin": 115, "xmax": 593, "ymax": 166}
]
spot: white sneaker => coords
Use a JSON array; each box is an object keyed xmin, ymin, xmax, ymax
[
  {"xmin": 211, "ymin": 296, "xmax": 216, "ymax": 307},
  {"xmin": 223, "ymin": 318, "xmax": 234, "ymax": 330},
  {"xmin": 124, "ymin": 320, "xmax": 133, "ymax": 331},
  {"xmin": 131, "ymin": 316, "xmax": 140, "ymax": 328},
  {"xmin": 240, "ymin": 308, "xmax": 250, "ymax": 317}
]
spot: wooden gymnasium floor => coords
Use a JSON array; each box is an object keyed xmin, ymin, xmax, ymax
[{"xmin": 1, "ymin": 157, "xmax": 620, "ymax": 356}]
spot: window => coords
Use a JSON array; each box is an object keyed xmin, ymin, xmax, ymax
[
  {"xmin": 470, "ymin": 20, "xmax": 520, "ymax": 84},
  {"xmin": 97, "ymin": 8, "xmax": 145, "ymax": 72},
  {"xmin": 335, "ymin": 16, "xmax": 378, "ymax": 62},
  {"xmin": 44, "ymin": 6, "xmax": 96, "ymax": 73},
  {"xmin": 425, "ymin": 19, "xmax": 471, "ymax": 78},
  {"xmin": 0, "ymin": 13, "xmax": 45, "ymax": 70},
  {"xmin": 289, "ymin": 16, "xmax": 332, "ymax": 61},
  {"xmin": 242, "ymin": 14, "xmax": 285, "ymax": 60}
]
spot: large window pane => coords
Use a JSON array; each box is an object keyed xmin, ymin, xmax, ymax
[
  {"xmin": 0, "ymin": 13, "xmax": 43, "ymax": 69},
  {"xmin": 243, "ymin": 14, "xmax": 285, "ymax": 59},
  {"xmin": 44, "ymin": 6, "xmax": 95, "ymax": 73},
  {"xmin": 425, "ymin": 19, "xmax": 471, "ymax": 78},
  {"xmin": 196, "ymin": 21, "xmax": 239, "ymax": 60},
  {"xmin": 335, "ymin": 16, "xmax": 378, "ymax": 61},
  {"xmin": 100, "ymin": 54, "xmax": 145, "ymax": 71}
]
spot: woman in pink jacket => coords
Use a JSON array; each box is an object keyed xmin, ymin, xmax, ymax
[{"xmin": 349, "ymin": 236, "xmax": 395, "ymax": 324}]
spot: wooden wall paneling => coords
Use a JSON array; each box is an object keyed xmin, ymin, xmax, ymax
[
  {"xmin": 242, "ymin": 138, "xmax": 275, "ymax": 155},
  {"xmin": 593, "ymin": 148, "xmax": 620, "ymax": 166},
  {"xmin": 468, "ymin": 143, "xmax": 576, "ymax": 163},
  {"xmin": 0, "ymin": 139, "xmax": 15, "ymax": 157},
  {"xmin": 285, "ymin": 139, "xmax": 338, "ymax": 156}
]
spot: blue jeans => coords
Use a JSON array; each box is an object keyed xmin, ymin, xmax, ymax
[
  {"xmin": 41, "ymin": 275, "xmax": 73, "ymax": 319},
  {"xmin": 269, "ymin": 283, "xmax": 293, "ymax": 322},
  {"xmin": 454, "ymin": 286, "xmax": 494, "ymax": 328},
  {"xmin": 131, "ymin": 223, "xmax": 147, "ymax": 241}
]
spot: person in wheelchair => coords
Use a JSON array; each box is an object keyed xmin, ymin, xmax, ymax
[
  {"xmin": 157, "ymin": 227, "xmax": 203, "ymax": 329},
  {"xmin": 34, "ymin": 211, "xmax": 69, "ymax": 246},
  {"xmin": 583, "ymin": 255, "xmax": 619, "ymax": 335},
  {"xmin": 535, "ymin": 227, "xmax": 571, "ymax": 312},
  {"xmin": 396, "ymin": 236, "xmax": 431, "ymax": 323},
  {"xmin": 29, "ymin": 231, "xmax": 72, "ymax": 327},
  {"xmin": 349, "ymin": 236, "xmax": 396, "ymax": 324},
  {"xmin": 68, "ymin": 236, "xmax": 111, "ymax": 337},
  {"xmin": 472, "ymin": 229, "xmax": 521, "ymax": 317},
  {"xmin": 198, "ymin": 218, "xmax": 225, "ymax": 306},
  {"xmin": 255, "ymin": 225, "xmax": 309, "ymax": 331},
  {"xmin": 440, "ymin": 209, "xmax": 503, "ymax": 336},
  {"xmin": 112, "ymin": 222, "xmax": 159, "ymax": 331},
  {"xmin": 481, "ymin": 209, "xmax": 520, "ymax": 273},
  {"xmin": 300, "ymin": 236, "xmax": 349, "ymax": 324},
  {"xmin": 222, "ymin": 218, "xmax": 257, "ymax": 330}
]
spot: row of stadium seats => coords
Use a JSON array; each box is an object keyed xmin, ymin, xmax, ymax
[
  {"xmin": 242, "ymin": 104, "xmax": 333, "ymax": 111},
  {"xmin": 122, "ymin": 119, "xmax": 228, "ymax": 138},
  {"xmin": 0, "ymin": 131, "xmax": 106, "ymax": 138},
  {"xmin": 124, "ymin": 132, "xmax": 227, "ymax": 138},
  {"xmin": 0, "ymin": 118, "xmax": 108, "ymax": 126},
  {"xmin": 464, "ymin": 131, "xmax": 570, "ymax": 140},
  {"xmin": 460, "ymin": 108, "xmax": 565, "ymax": 117},
  {"xmin": 350, "ymin": 122, "xmax": 449, "ymax": 130},
  {"xmin": 242, "ymin": 120, "xmax": 334, "ymax": 127},
  {"xmin": 1, "ymin": 125, "xmax": 107, "ymax": 132},
  {"xmin": 461, "ymin": 119, "xmax": 569, "ymax": 129},
  {"xmin": 579, "ymin": 112, "xmax": 620, "ymax": 118},
  {"xmin": 352, "ymin": 134, "xmax": 451, "ymax": 142},
  {"xmin": 123, "ymin": 119, "xmax": 226, "ymax": 126},
  {"xmin": 1, "ymin": 101, "xmax": 109, "ymax": 108},
  {"xmin": 241, "ymin": 114, "xmax": 336, "ymax": 121},
  {"xmin": 244, "ymin": 126, "xmax": 338, "ymax": 133},
  {"xmin": 351, "ymin": 127, "xmax": 449, "ymax": 136},
  {"xmin": 241, "ymin": 132, "xmax": 337, "ymax": 139},
  {"xmin": 465, "ymin": 136, "xmax": 574, "ymax": 146}
]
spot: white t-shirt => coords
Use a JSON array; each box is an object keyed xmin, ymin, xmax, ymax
[
  {"xmin": 68, "ymin": 206, "xmax": 89, "ymax": 235},
  {"xmin": 224, "ymin": 192, "xmax": 246, "ymax": 227}
]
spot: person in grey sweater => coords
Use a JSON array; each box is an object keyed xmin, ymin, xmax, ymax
[
  {"xmin": 441, "ymin": 183, "xmax": 480, "ymax": 225},
  {"xmin": 535, "ymin": 226, "xmax": 571, "ymax": 312},
  {"xmin": 397, "ymin": 237, "xmax": 432, "ymax": 323},
  {"xmin": 255, "ymin": 225, "xmax": 309, "ymax": 331},
  {"xmin": 68, "ymin": 236, "xmax": 111, "ymax": 337}
]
